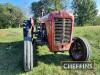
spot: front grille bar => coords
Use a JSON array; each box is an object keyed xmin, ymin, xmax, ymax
[{"xmin": 54, "ymin": 18, "xmax": 72, "ymax": 44}]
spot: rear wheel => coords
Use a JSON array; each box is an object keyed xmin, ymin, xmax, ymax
[{"xmin": 69, "ymin": 37, "xmax": 91, "ymax": 61}]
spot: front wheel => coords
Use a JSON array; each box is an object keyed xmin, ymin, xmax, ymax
[
  {"xmin": 69, "ymin": 37, "xmax": 91, "ymax": 61},
  {"xmin": 23, "ymin": 20, "xmax": 34, "ymax": 71},
  {"xmin": 24, "ymin": 36, "xmax": 33, "ymax": 71}
]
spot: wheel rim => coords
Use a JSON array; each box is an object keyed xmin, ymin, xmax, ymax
[{"xmin": 71, "ymin": 41, "xmax": 83, "ymax": 59}]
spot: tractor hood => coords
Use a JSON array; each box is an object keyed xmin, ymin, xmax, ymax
[{"xmin": 39, "ymin": 10, "xmax": 74, "ymax": 23}]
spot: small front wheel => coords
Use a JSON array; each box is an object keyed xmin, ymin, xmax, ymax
[
  {"xmin": 69, "ymin": 37, "xmax": 91, "ymax": 61},
  {"xmin": 23, "ymin": 20, "xmax": 33, "ymax": 71},
  {"xmin": 24, "ymin": 37, "xmax": 33, "ymax": 71}
]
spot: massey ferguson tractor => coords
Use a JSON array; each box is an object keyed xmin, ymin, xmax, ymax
[{"xmin": 23, "ymin": 10, "xmax": 91, "ymax": 71}]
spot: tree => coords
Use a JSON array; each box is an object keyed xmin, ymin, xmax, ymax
[
  {"xmin": 0, "ymin": 3, "xmax": 25, "ymax": 29},
  {"xmin": 31, "ymin": 0, "xmax": 68, "ymax": 17},
  {"xmin": 50, "ymin": 0, "xmax": 62, "ymax": 10},
  {"xmin": 72, "ymin": 0, "xmax": 98, "ymax": 26},
  {"xmin": 93, "ymin": 16, "xmax": 100, "ymax": 25},
  {"xmin": 31, "ymin": 1, "xmax": 44, "ymax": 17}
]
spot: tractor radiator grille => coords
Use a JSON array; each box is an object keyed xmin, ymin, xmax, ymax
[{"xmin": 54, "ymin": 18, "xmax": 72, "ymax": 44}]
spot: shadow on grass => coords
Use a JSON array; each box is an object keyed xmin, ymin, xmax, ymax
[
  {"xmin": 33, "ymin": 45, "xmax": 71, "ymax": 66},
  {"xmin": 37, "ymin": 54, "xmax": 71, "ymax": 66},
  {"xmin": 0, "ymin": 41, "xmax": 24, "ymax": 75},
  {"xmin": 0, "ymin": 41, "xmax": 71, "ymax": 75}
]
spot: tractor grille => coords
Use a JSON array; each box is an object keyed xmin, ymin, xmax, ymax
[{"xmin": 54, "ymin": 18, "xmax": 72, "ymax": 44}]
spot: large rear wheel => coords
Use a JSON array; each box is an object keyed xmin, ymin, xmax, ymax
[{"xmin": 69, "ymin": 37, "xmax": 91, "ymax": 61}]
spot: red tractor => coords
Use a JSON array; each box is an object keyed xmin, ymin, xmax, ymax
[{"xmin": 23, "ymin": 10, "xmax": 91, "ymax": 71}]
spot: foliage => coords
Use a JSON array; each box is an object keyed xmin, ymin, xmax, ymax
[
  {"xmin": 0, "ymin": 3, "xmax": 25, "ymax": 29},
  {"xmin": 31, "ymin": 0, "xmax": 68, "ymax": 18},
  {"xmin": 31, "ymin": 1, "xmax": 43, "ymax": 17},
  {"xmin": 93, "ymin": 16, "xmax": 100, "ymax": 25},
  {"xmin": 72, "ymin": 0, "xmax": 98, "ymax": 26}
]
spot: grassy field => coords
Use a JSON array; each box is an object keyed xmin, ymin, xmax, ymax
[{"xmin": 0, "ymin": 26, "xmax": 100, "ymax": 75}]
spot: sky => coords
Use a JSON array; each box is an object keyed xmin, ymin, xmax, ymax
[
  {"xmin": 96, "ymin": 0, "xmax": 100, "ymax": 15},
  {"xmin": 0, "ymin": 0, "xmax": 100, "ymax": 17}
]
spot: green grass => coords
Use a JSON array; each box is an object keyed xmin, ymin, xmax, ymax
[{"xmin": 0, "ymin": 26, "xmax": 100, "ymax": 75}]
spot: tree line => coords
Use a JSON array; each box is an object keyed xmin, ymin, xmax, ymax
[
  {"xmin": 0, "ymin": 0, "xmax": 99, "ymax": 29},
  {"xmin": 31, "ymin": 0, "xmax": 99, "ymax": 26},
  {"xmin": 0, "ymin": 3, "xmax": 25, "ymax": 29}
]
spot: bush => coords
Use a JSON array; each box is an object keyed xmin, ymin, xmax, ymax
[{"xmin": 0, "ymin": 3, "xmax": 25, "ymax": 29}]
